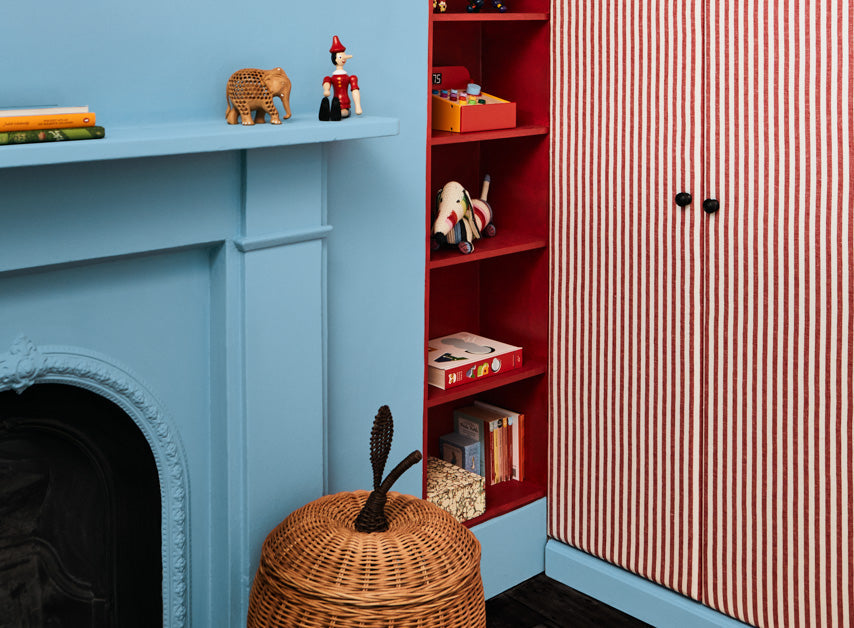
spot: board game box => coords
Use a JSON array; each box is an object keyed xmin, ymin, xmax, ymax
[{"xmin": 427, "ymin": 331, "xmax": 523, "ymax": 390}]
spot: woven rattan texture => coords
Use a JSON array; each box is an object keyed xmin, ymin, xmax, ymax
[
  {"xmin": 370, "ymin": 406, "xmax": 394, "ymax": 490},
  {"xmin": 247, "ymin": 490, "xmax": 486, "ymax": 627}
]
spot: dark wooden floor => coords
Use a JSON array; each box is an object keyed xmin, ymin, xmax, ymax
[{"xmin": 486, "ymin": 573, "xmax": 651, "ymax": 628}]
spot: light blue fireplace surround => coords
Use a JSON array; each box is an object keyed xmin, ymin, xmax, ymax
[{"xmin": 0, "ymin": 1, "xmax": 547, "ymax": 625}]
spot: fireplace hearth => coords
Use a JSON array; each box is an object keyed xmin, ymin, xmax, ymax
[{"xmin": 1, "ymin": 384, "xmax": 162, "ymax": 626}]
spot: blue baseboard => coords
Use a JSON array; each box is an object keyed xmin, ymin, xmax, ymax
[
  {"xmin": 545, "ymin": 540, "xmax": 751, "ymax": 627},
  {"xmin": 471, "ymin": 499, "xmax": 547, "ymax": 599}
]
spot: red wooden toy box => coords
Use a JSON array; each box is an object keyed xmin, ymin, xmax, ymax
[{"xmin": 431, "ymin": 66, "xmax": 516, "ymax": 133}]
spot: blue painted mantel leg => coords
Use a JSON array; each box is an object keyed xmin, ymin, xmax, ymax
[{"xmin": 236, "ymin": 145, "xmax": 328, "ymax": 620}]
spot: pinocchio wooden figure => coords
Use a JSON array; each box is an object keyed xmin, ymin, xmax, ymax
[{"xmin": 319, "ymin": 35, "xmax": 362, "ymax": 121}]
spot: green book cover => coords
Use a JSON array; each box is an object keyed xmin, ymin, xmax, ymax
[{"xmin": 0, "ymin": 126, "xmax": 105, "ymax": 145}]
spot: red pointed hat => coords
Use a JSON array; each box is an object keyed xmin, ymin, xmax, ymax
[{"xmin": 329, "ymin": 36, "xmax": 346, "ymax": 53}]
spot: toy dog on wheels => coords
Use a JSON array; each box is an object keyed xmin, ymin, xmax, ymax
[{"xmin": 432, "ymin": 175, "xmax": 496, "ymax": 255}]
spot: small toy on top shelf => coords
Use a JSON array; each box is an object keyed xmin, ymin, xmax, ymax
[
  {"xmin": 466, "ymin": 0, "xmax": 508, "ymax": 12},
  {"xmin": 432, "ymin": 175, "xmax": 496, "ymax": 255},
  {"xmin": 319, "ymin": 36, "xmax": 362, "ymax": 122},
  {"xmin": 433, "ymin": 0, "xmax": 448, "ymax": 12},
  {"xmin": 225, "ymin": 68, "xmax": 292, "ymax": 126}
]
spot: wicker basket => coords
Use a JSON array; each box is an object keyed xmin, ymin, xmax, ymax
[{"xmin": 247, "ymin": 406, "xmax": 486, "ymax": 628}]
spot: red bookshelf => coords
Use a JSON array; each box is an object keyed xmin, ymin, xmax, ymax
[
  {"xmin": 432, "ymin": 12, "xmax": 548, "ymax": 22},
  {"xmin": 430, "ymin": 124, "xmax": 548, "ymax": 146},
  {"xmin": 424, "ymin": 0, "xmax": 550, "ymax": 526}
]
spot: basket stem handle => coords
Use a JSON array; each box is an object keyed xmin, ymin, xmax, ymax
[
  {"xmin": 370, "ymin": 405, "xmax": 395, "ymax": 490},
  {"xmin": 355, "ymin": 450, "xmax": 422, "ymax": 533}
]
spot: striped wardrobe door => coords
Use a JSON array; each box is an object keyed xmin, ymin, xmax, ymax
[
  {"xmin": 549, "ymin": 0, "xmax": 706, "ymax": 600},
  {"xmin": 551, "ymin": 0, "xmax": 854, "ymax": 625},
  {"xmin": 703, "ymin": 0, "xmax": 853, "ymax": 625}
]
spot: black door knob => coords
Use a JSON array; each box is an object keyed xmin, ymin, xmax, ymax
[
  {"xmin": 703, "ymin": 198, "xmax": 720, "ymax": 214},
  {"xmin": 675, "ymin": 192, "xmax": 692, "ymax": 207}
]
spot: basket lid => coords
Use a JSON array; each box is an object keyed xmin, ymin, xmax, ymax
[{"xmin": 257, "ymin": 489, "xmax": 482, "ymax": 605}]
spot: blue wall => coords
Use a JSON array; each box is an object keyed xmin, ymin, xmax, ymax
[
  {"xmin": 324, "ymin": 5, "xmax": 427, "ymax": 497},
  {"xmin": 2, "ymin": 0, "xmax": 427, "ymax": 490},
  {"xmin": 2, "ymin": 1, "xmax": 426, "ymax": 623}
]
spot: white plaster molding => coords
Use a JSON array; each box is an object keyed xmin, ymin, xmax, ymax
[{"xmin": 0, "ymin": 334, "xmax": 191, "ymax": 627}]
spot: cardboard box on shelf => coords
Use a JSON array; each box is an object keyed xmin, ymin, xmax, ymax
[{"xmin": 426, "ymin": 456, "xmax": 486, "ymax": 523}]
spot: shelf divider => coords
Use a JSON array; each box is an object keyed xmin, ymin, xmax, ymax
[
  {"xmin": 430, "ymin": 124, "xmax": 548, "ymax": 146},
  {"xmin": 426, "ymin": 360, "xmax": 547, "ymax": 408},
  {"xmin": 429, "ymin": 232, "xmax": 547, "ymax": 269},
  {"xmin": 432, "ymin": 12, "xmax": 549, "ymax": 22},
  {"xmin": 462, "ymin": 480, "xmax": 547, "ymax": 528}
]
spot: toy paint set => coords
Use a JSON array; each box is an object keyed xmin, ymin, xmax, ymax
[{"xmin": 431, "ymin": 66, "xmax": 516, "ymax": 133}]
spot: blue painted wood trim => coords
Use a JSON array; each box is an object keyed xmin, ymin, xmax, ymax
[
  {"xmin": 319, "ymin": 145, "xmax": 330, "ymax": 496},
  {"xmin": 0, "ymin": 115, "xmax": 400, "ymax": 169},
  {"xmin": 240, "ymin": 146, "xmax": 327, "ymax": 621},
  {"xmin": 545, "ymin": 540, "xmax": 751, "ymax": 627},
  {"xmin": 209, "ymin": 243, "xmax": 248, "ymax": 625},
  {"xmin": 472, "ymin": 498, "xmax": 547, "ymax": 599},
  {"xmin": 234, "ymin": 225, "xmax": 333, "ymax": 252}
]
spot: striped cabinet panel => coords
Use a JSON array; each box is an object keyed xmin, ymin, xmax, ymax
[
  {"xmin": 549, "ymin": 0, "xmax": 706, "ymax": 600},
  {"xmin": 550, "ymin": 0, "xmax": 854, "ymax": 626},
  {"xmin": 703, "ymin": 0, "xmax": 853, "ymax": 625}
]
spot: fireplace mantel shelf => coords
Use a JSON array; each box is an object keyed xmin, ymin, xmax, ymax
[{"xmin": 0, "ymin": 114, "xmax": 400, "ymax": 169}]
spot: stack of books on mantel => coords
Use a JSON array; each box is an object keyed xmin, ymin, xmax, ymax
[{"xmin": 0, "ymin": 105, "xmax": 105, "ymax": 146}]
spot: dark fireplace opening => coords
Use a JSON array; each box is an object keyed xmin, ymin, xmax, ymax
[{"xmin": 0, "ymin": 384, "xmax": 162, "ymax": 627}]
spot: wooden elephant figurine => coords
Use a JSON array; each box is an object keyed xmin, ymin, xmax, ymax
[{"xmin": 225, "ymin": 67, "xmax": 292, "ymax": 125}]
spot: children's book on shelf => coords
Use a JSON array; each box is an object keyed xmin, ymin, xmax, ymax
[
  {"xmin": 439, "ymin": 431, "xmax": 480, "ymax": 474},
  {"xmin": 474, "ymin": 400, "xmax": 525, "ymax": 481},
  {"xmin": 427, "ymin": 331, "xmax": 523, "ymax": 390},
  {"xmin": 453, "ymin": 404, "xmax": 514, "ymax": 487}
]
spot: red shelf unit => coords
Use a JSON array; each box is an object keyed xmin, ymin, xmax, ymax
[
  {"xmin": 424, "ymin": 0, "xmax": 550, "ymax": 527},
  {"xmin": 432, "ymin": 12, "xmax": 548, "ymax": 22},
  {"xmin": 428, "ymin": 231, "xmax": 547, "ymax": 269},
  {"xmin": 426, "ymin": 361, "xmax": 548, "ymax": 408},
  {"xmin": 431, "ymin": 124, "xmax": 548, "ymax": 146}
]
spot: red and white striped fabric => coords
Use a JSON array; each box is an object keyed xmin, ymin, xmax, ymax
[{"xmin": 549, "ymin": 1, "xmax": 853, "ymax": 626}]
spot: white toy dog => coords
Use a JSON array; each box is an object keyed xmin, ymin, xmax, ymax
[{"xmin": 432, "ymin": 175, "xmax": 496, "ymax": 255}]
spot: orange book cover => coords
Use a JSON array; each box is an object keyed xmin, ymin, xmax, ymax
[{"xmin": 0, "ymin": 112, "xmax": 96, "ymax": 132}]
